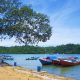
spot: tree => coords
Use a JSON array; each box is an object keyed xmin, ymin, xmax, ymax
[{"xmin": 0, "ymin": 0, "xmax": 52, "ymax": 45}]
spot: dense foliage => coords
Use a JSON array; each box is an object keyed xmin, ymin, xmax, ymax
[
  {"xmin": 0, "ymin": 0, "xmax": 52, "ymax": 45},
  {"xmin": 54, "ymin": 44, "xmax": 80, "ymax": 54},
  {"xmin": 0, "ymin": 44, "xmax": 80, "ymax": 54}
]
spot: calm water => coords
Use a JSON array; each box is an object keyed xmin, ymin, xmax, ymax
[{"xmin": 0, "ymin": 53, "xmax": 80, "ymax": 80}]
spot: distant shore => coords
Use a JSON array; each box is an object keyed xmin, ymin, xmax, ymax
[
  {"xmin": 0, "ymin": 62, "xmax": 74, "ymax": 80},
  {"xmin": 0, "ymin": 44, "xmax": 80, "ymax": 54}
]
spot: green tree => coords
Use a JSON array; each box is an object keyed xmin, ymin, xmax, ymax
[{"xmin": 0, "ymin": 0, "xmax": 52, "ymax": 45}]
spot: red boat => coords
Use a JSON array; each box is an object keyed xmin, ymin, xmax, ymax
[
  {"xmin": 52, "ymin": 59, "xmax": 60, "ymax": 65},
  {"xmin": 60, "ymin": 59, "xmax": 80, "ymax": 67},
  {"xmin": 52, "ymin": 57, "xmax": 64, "ymax": 65}
]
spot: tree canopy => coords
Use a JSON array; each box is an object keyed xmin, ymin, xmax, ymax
[
  {"xmin": 0, "ymin": 44, "xmax": 80, "ymax": 54},
  {"xmin": 0, "ymin": 0, "xmax": 52, "ymax": 45}
]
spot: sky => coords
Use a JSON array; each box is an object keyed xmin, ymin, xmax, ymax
[{"xmin": 0, "ymin": 0, "xmax": 80, "ymax": 47}]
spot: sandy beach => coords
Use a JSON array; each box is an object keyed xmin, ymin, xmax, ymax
[{"xmin": 0, "ymin": 62, "xmax": 74, "ymax": 80}]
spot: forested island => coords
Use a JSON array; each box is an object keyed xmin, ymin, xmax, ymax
[{"xmin": 0, "ymin": 44, "xmax": 80, "ymax": 54}]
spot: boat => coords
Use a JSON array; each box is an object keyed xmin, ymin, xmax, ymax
[
  {"xmin": 0, "ymin": 55, "xmax": 14, "ymax": 60},
  {"xmin": 39, "ymin": 58, "xmax": 52, "ymax": 65},
  {"xmin": 51, "ymin": 56, "xmax": 61, "ymax": 65},
  {"xmin": 26, "ymin": 57, "xmax": 39, "ymax": 60},
  {"xmin": 52, "ymin": 56, "xmax": 80, "ymax": 66},
  {"xmin": 60, "ymin": 58, "xmax": 80, "ymax": 67},
  {"xmin": 3, "ymin": 56, "xmax": 14, "ymax": 60},
  {"xmin": 39, "ymin": 56, "xmax": 58, "ymax": 65},
  {"xmin": 52, "ymin": 59, "xmax": 60, "ymax": 65}
]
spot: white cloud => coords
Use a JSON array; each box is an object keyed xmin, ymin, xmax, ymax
[
  {"xmin": 38, "ymin": 27, "xmax": 80, "ymax": 46},
  {"xmin": 0, "ymin": 38, "xmax": 23, "ymax": 47}
]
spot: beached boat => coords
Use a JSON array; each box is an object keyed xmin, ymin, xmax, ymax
[{"xmin": 60, "ymin": 58, "xmax": 80, "ymax": 67}]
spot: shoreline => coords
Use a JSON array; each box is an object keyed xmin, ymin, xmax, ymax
[{"xmin": 0, "ymin": 62, "xmax": 74, "ymax": 80}]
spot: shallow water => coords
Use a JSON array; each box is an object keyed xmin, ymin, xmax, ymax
[{"xmin": 0, "ymin": 53, "xmax": 80, "ymax": 80}]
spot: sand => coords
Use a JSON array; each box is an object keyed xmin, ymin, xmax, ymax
[{"xmin": 0, "ymin": 65, "xmax": 74, "ymax": 80}]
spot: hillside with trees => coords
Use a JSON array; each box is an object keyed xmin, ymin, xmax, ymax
[{"xmin": 0, "ymin": 44, "xmax": 80, "ymax": 54}]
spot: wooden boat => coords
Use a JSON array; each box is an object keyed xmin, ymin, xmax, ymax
[
  {"xmin": 39, "ymin": 58, "xmax": 52, "ymax": 65},
  {"xmin": 52, "ymin": 59, "xmax": 60, "ymax": 65},
  {"xmin": 51, "ymin": 56, "xmax": 62, "ymax": 65},
  {"xmin": 60, "ymin": 59, "xmax": 80, "ymax": 67},
  {"xmin": 39, "ymin": 56, "xmax": 58, "ymax": 65}
]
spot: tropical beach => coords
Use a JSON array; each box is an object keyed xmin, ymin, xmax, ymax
[
  {"xmin": 0, "ymin": 62, "xmax": 73, "ymax": 80},
  {"xmin": 1, "ymin": 54, "xmax": 80, "ymax": 80},
  {"xmin": 0, "ymin": 0, "xmax": 80, "ymax": 80}
]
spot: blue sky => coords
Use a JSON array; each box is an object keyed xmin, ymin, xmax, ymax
[{"xmin": 0, "ymin": 0, "xmax": 80, "ymax": 46}]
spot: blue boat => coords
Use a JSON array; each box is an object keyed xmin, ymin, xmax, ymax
[
  {"xmin": 39, "ymin": 56, "xmax": 58, "ymax": 65},
  {"xmin": 26, "ymin": 57, "xmax": 39, "ymax": 60},
  {"xmin": 1, "ymin": 55, "xmax": 14, "ymax": 60},
  {"xmin": 39, "ymin": 58, "xmax": 52, "ymax": 65}
]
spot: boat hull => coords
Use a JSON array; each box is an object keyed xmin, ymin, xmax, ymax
[
  {"xmin": 60, "ymin": 60, "xmax": 80, "ymax": 67},
  {"xmin": 39, "ymin": 59, "xmax": 52, "ymax": 65},
  {"xmin": 52, "ymin": 60, "xmax": 60, "ymax": 65}
]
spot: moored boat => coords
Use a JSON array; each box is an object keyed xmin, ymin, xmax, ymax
[
  {"xmin": 39, "ymin": 56, "xmax": 58, "ymax": 65},
  {"xmin": 51, "ymin": 56, "xmax": 62, "ymax": 65},
  {"xmin": 39, "ymin": 58, "xmax": 52, "ymax": 65},
  {"xmin": 0, "ymin": 55, "xmax": 14, "ymax": 60},
  {"xmin": 52, "ymin": 59, "xmax": 60, "ymax": 65},
  {"xmin": 26, "ymin": 57, "xmax": 39, "ymax": 60},
  {"xmin": 60, "ymin": 58, "xmax": 80, "ymax": 67}
]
